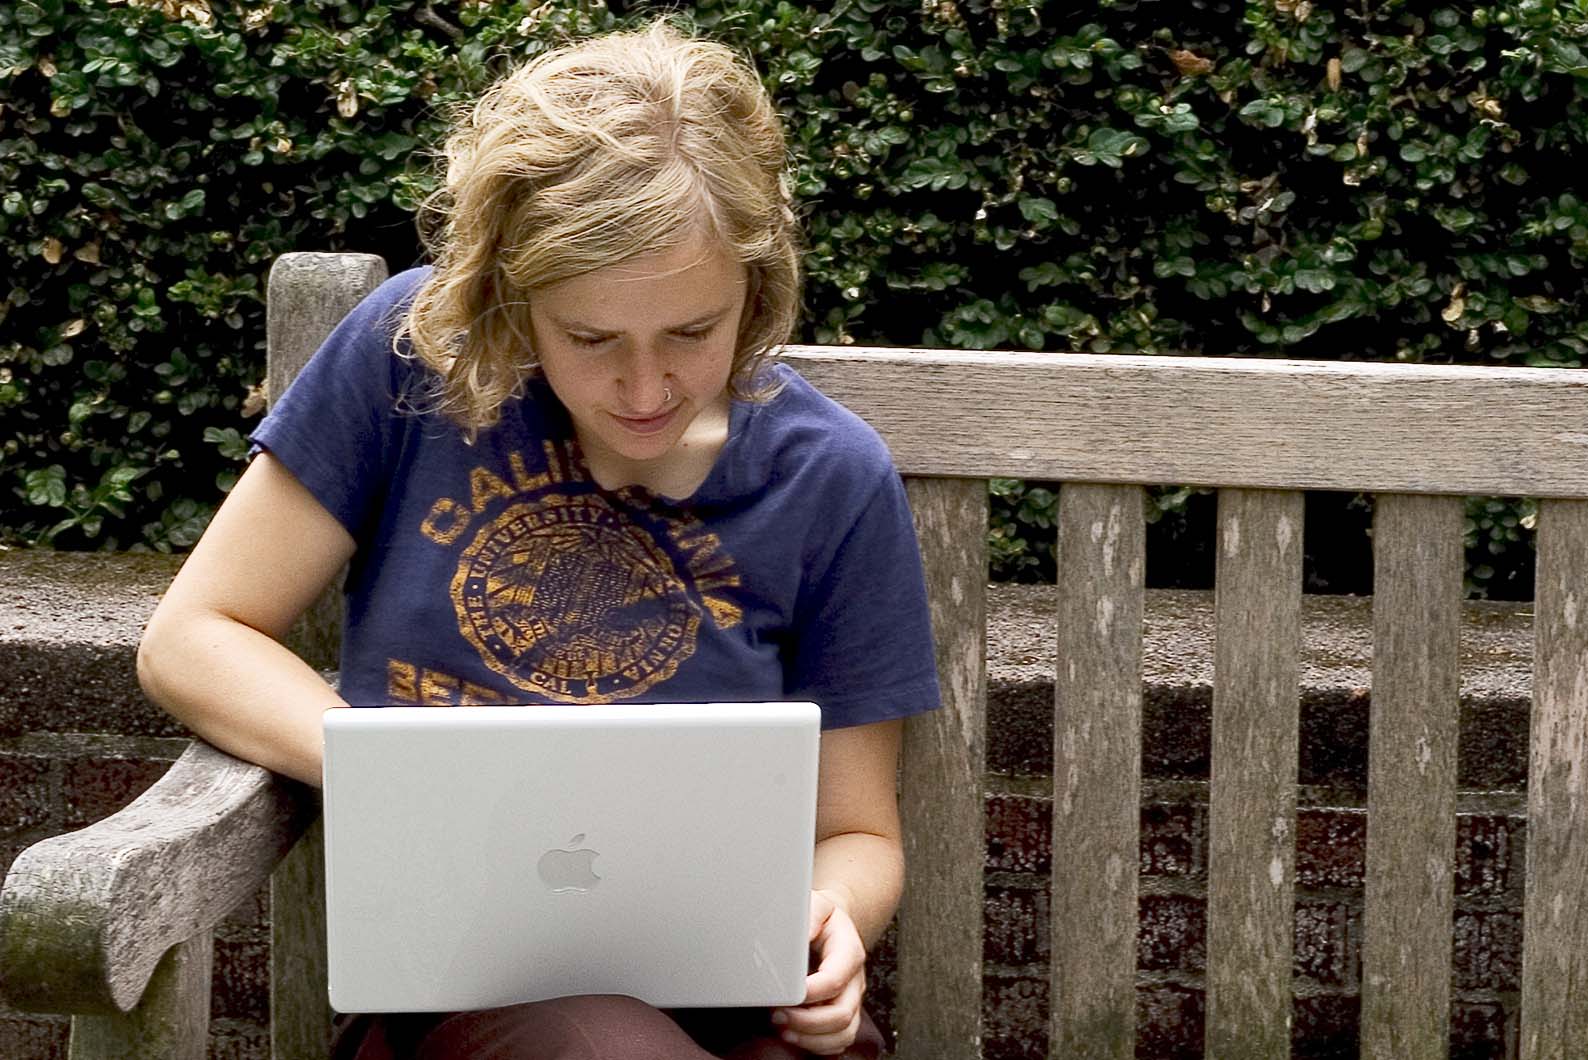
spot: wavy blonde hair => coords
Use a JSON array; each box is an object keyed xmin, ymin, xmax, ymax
[{"xmin": 397, "ymin": 19, "xmax": 802, "ymax": 432}]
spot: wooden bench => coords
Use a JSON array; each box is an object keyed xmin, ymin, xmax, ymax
[{"xmin": 3, "ymin": 251, "xmax": 1586, "ymax": 1060}]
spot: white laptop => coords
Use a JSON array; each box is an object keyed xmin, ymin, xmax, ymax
[{"xmin": 321, "ymin": 702, "xmax": 820, "ymax": 1013}]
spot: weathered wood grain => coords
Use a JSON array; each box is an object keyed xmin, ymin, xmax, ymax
[
  {"xmin": 0, "ymin": 741, "xmax": 317, "ymax": 1014},
  {"xmin": 783, "ymin": 346, "xmax": 1588, "ymax": 497},
  {"xmin": 1204, "ymin": 489, "xmax": 1303, "ymax": 1060},
  {"xmin": 263, "ymin": 251, "xmax": 372, "ymax": 1056},
  {"xmin": 67, "ymin": 931, "xmax": 212, "ymax": 1060},
  {"xmin": 272, "ymin": 817, "xmax": 330, "ymax": 1060},
  {"xmin": 1360, "ymin": 494, "xmax": 1463, "ymax": 1060},
  {"xmin": 266, "ymin": 251, "xmax": 387, "ymax": 670},
  {"xmin": 896, "ymin": 477, "xmax": 988, "ymax": 1060},
  {"xmin": 1051, "ymin": 483, "xmax": 1145, "ymax": 1060},
  {"xmin": 1521, "ymin": 498, "xmax": 1588, "ymax": 1060},
  {"xmin": 264, "ymin": 251, "xmax": 389, "ymax": 405}
]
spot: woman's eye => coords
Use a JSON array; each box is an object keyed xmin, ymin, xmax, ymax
[
  {"xmin": 672, "ymin": 328, "xmax": 712, "ymax": 343},
  {"xmin": 569, "ymin": 333, "xmax": 612, "ymax": 347}
]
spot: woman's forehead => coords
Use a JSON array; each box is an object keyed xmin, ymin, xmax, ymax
[{"xmin": 532, "ymin": 239, "xmax": 748, "ymax": 327}]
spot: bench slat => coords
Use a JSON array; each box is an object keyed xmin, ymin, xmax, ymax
[
  {"xmin": 896, "ymin": 477, "xmax": 988, "ymax": 1059},
  {"xmin": 1360, "ymin": 494, "xmax": 1462, "ymax": 1059},
  {"xmin": 783, "ymin": 346, "xmax": 1588, "ymax": 497},
  {"xmin": 1521, "ymin": 498, "xmax": 1588, "ymax": 1060},
  {"xmin": 1204, "ymin": 488, "xmax": 1303, "ymax": 1060},
  {"xmin": 67, "ymin": 932, "xmax": 211, "ymax": 1060},
  {"xmin": 1051, "ymin": 483, "xmax": 1145, "ymax": 1060}
]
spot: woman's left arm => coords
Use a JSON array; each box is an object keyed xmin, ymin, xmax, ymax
[{"xmin": 772, "ymin": 717, "xmax": 905, "ymax": 1054}]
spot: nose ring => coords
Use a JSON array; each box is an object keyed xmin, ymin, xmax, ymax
[{"xmin": 663, "ymin": 386, "xmax": 673, "ymax": 404}]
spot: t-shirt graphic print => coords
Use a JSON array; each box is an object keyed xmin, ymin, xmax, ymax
[{"xmin": 423, "ymin": 438, "xmax": 742, "ymax": 703}]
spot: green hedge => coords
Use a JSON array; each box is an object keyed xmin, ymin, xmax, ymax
[{"xmin": 3, "ymin": 0, "xmax": 1585, "ymax": 595}]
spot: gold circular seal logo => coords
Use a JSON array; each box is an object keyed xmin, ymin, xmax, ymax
[{"xmin": 450, "ymin": 492, "xmax": 700, "ymax": 702}]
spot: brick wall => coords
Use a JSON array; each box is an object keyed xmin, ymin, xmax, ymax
[
  {"xmin": 0, "ymin": 556, "xmax": 1535, "ymax": 1059},
  {"xmin": 970, "ymin": 792, "xmax": 1524, "ymax": 1060}
]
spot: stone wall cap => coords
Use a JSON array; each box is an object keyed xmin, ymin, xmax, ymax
[
  {"xmin": 989, "ymin": 584, "xmax": 1532, "ymax": 704},
  {"xmin": 2, "ymin": 550, "xmax": 184, "ymax": 647},
  {"xmin": 0, "ymin": 553, "xmax": 1537, "ymax": 737}
]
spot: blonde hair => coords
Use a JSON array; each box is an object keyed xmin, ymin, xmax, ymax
[{"xmin": 398, "ymin": 19, "xmax": 802, "ymax": 431}]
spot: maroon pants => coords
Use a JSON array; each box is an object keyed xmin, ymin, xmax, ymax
[{"xmin": 331, "ymin": 995, "xmax": 886, "ymax": 1060}]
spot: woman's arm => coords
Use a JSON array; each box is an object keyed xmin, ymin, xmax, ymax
[
  {"xmin": 136, "ymin": 452, "xmax": 356, "ymax": 786},
  {"xmin": 773, "ymin": 717, "xmax": 905, "ymax": 1055},
  {"xmin": 810, "ymin": 718, "xmax": 905, "ymax": 947}
]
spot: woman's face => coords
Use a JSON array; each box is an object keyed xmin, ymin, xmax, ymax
[{"xmin": 528, "ymin": 236, "xmax": 748, "ymax": 484}]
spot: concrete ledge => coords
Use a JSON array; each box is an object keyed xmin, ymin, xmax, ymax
[
  {"xmin": 989, "ymin": 585, "xmax": 1533, "ymax": 793},
  {"xmin": 1, "ymin": 551, "xmax": 185, "ymax": 739},
  {"xmin": 1, "ymin": 552, "xmax": 1536, "ymax": 783}
]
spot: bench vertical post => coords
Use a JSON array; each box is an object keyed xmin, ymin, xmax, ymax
[
  {"xmin": 896, "ymin": 476, "xmax": 988, "ymax": 1058},
  {"xmin": 1051, "ymin": 483, "xmax": 1145, "ymax": 1060},
  {"xmin": 265, "ymin": 253, "xmax": 389, "ymax": 672},
  {"xmin": 1359, "ymin": 493, "xmax": 1462, "ymax": 1059},
  {"xmin": 66, "ymin": 932, "xmax": 213, "ymax": 1060},
  {"xmin": 271, "ymin": 820, "xmax": 329, "ymax": 1060},
  {"xmin": 1520, "ymin": 497, "xmax": 1588, "ymax": 1060},
  {"xmin": 1204, "ymin": 488, "xmax": 1303, "ymax": 1059},
  {"xmin": 264, "ymin": 252, "xmax": 389, "ymax": 1059}
]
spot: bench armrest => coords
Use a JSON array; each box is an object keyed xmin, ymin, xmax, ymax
[{"xmin": 0, "ymin": 740, "xmax": 318, "ymax": 1015}]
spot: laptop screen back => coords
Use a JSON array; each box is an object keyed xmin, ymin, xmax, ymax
[{"xmin": 322, "ymin": 702, "xmax": 820, "ymax": 1013}]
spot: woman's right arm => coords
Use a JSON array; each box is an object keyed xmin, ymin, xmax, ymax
[{"xmin": 137, "ymin": 451, "xmax": 357, "ymax": 787}]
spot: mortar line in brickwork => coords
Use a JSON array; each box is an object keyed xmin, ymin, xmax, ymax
[
  {"xmin": 1454, "ymin": 792, "xmax": 1527, "ymax": 815},
  {"xmin": 1289, "ymin": 980, "xmax": 1368, "ymax": 1001},
  {"xmin": 987, "ymin": 874, "xmax": 1522, "ymax": 907},
  {"xmin": 1137, "ymin": 877, "xmax": 1210, "ymax": 898},
  {"xmin": 983, "ymin": 772, "xmax": 1055, "ymax": 797},
  {"xmin": 988, "ymin": 777, "xmax": 1527, "ymax": 813}
]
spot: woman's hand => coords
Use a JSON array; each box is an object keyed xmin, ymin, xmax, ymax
[{"xmin": 769, "ymin": 888, "xmax": 867, "ymax": 1055}]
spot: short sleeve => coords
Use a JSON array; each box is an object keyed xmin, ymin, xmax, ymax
[
  {"xmin": 248, "ymin": 269, "xmax": 427, "ymax": 541},
  {"xmin": 787, "ymin": 470, "xmax": 942, "ymax": 729}
]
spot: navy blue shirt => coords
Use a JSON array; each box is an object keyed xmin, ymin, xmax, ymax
[{"xmin": 251, "ymin": 268, "xmax": 941, "ymax": 729}]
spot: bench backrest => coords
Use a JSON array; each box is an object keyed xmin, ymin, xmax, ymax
[{"xmin": 268, "ymin": 253, "xmax": 1588, "ymax": 1060}]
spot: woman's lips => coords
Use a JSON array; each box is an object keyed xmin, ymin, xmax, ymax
[{"xmin": 611, "ymin": 406, "xmax": 678, "ymax": 436}]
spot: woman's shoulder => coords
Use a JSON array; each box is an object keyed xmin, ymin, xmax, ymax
[
  {"xmin": 352, "ymin": 265, "xmax": 434, "ymax": 334},
  {"xmin": 764, "ymin": 364, "xmax": 890, "ymax": 447},
  {"xmin": 732, "ymin": 362, "xmax": 899, "ymax": 492}
]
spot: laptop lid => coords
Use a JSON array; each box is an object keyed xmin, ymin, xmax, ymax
[{"xmin": 322, "ymin": 702, "xmax": 820, "ymax": 1013}]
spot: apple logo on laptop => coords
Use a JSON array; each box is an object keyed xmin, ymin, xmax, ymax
[{"xmin": 537, "ymin": 834, "xmax": 601, "ymax": 893}]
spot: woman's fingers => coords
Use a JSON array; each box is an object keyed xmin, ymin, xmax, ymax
[
  {"xmin": 803, "ymin": 944, "xmax": 863, "ymax": 1004},
  {"xmin": 773, "ymin": 969, "xmax": 863, "ymax": 1054},
  {"xmin": 777, "ymin": 974, "xmax": 862, "ymax": 1032},
  {"xmin": 777, "ymin": 1010, "xmax": 862, "ymax": 1056},
  {"xmin": 803, "ymin": 897, "xmax": 865, "ymax": 1003},
  {"xmin": 772, "ymin": 889, "xmax": 867, "ymax": 1052}
]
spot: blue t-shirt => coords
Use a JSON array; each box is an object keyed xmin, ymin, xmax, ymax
[{"xmin": 251, "ymin": 268, "xmax": 941, "ymax": 729}]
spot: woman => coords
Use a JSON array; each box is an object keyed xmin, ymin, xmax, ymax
[{"xmin": 138, "ymin": 19, "xmax": 940, "ymax": 1059}]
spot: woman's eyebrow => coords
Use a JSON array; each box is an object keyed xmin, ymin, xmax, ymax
[{"xmin": 545, "ymin": 307, "xmax": 736, "ymax": 333}]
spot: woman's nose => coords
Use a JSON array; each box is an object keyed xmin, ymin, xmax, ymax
[{"xmin": 618, "ymin": 347, "xmax": 671, "ymax": 411}]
